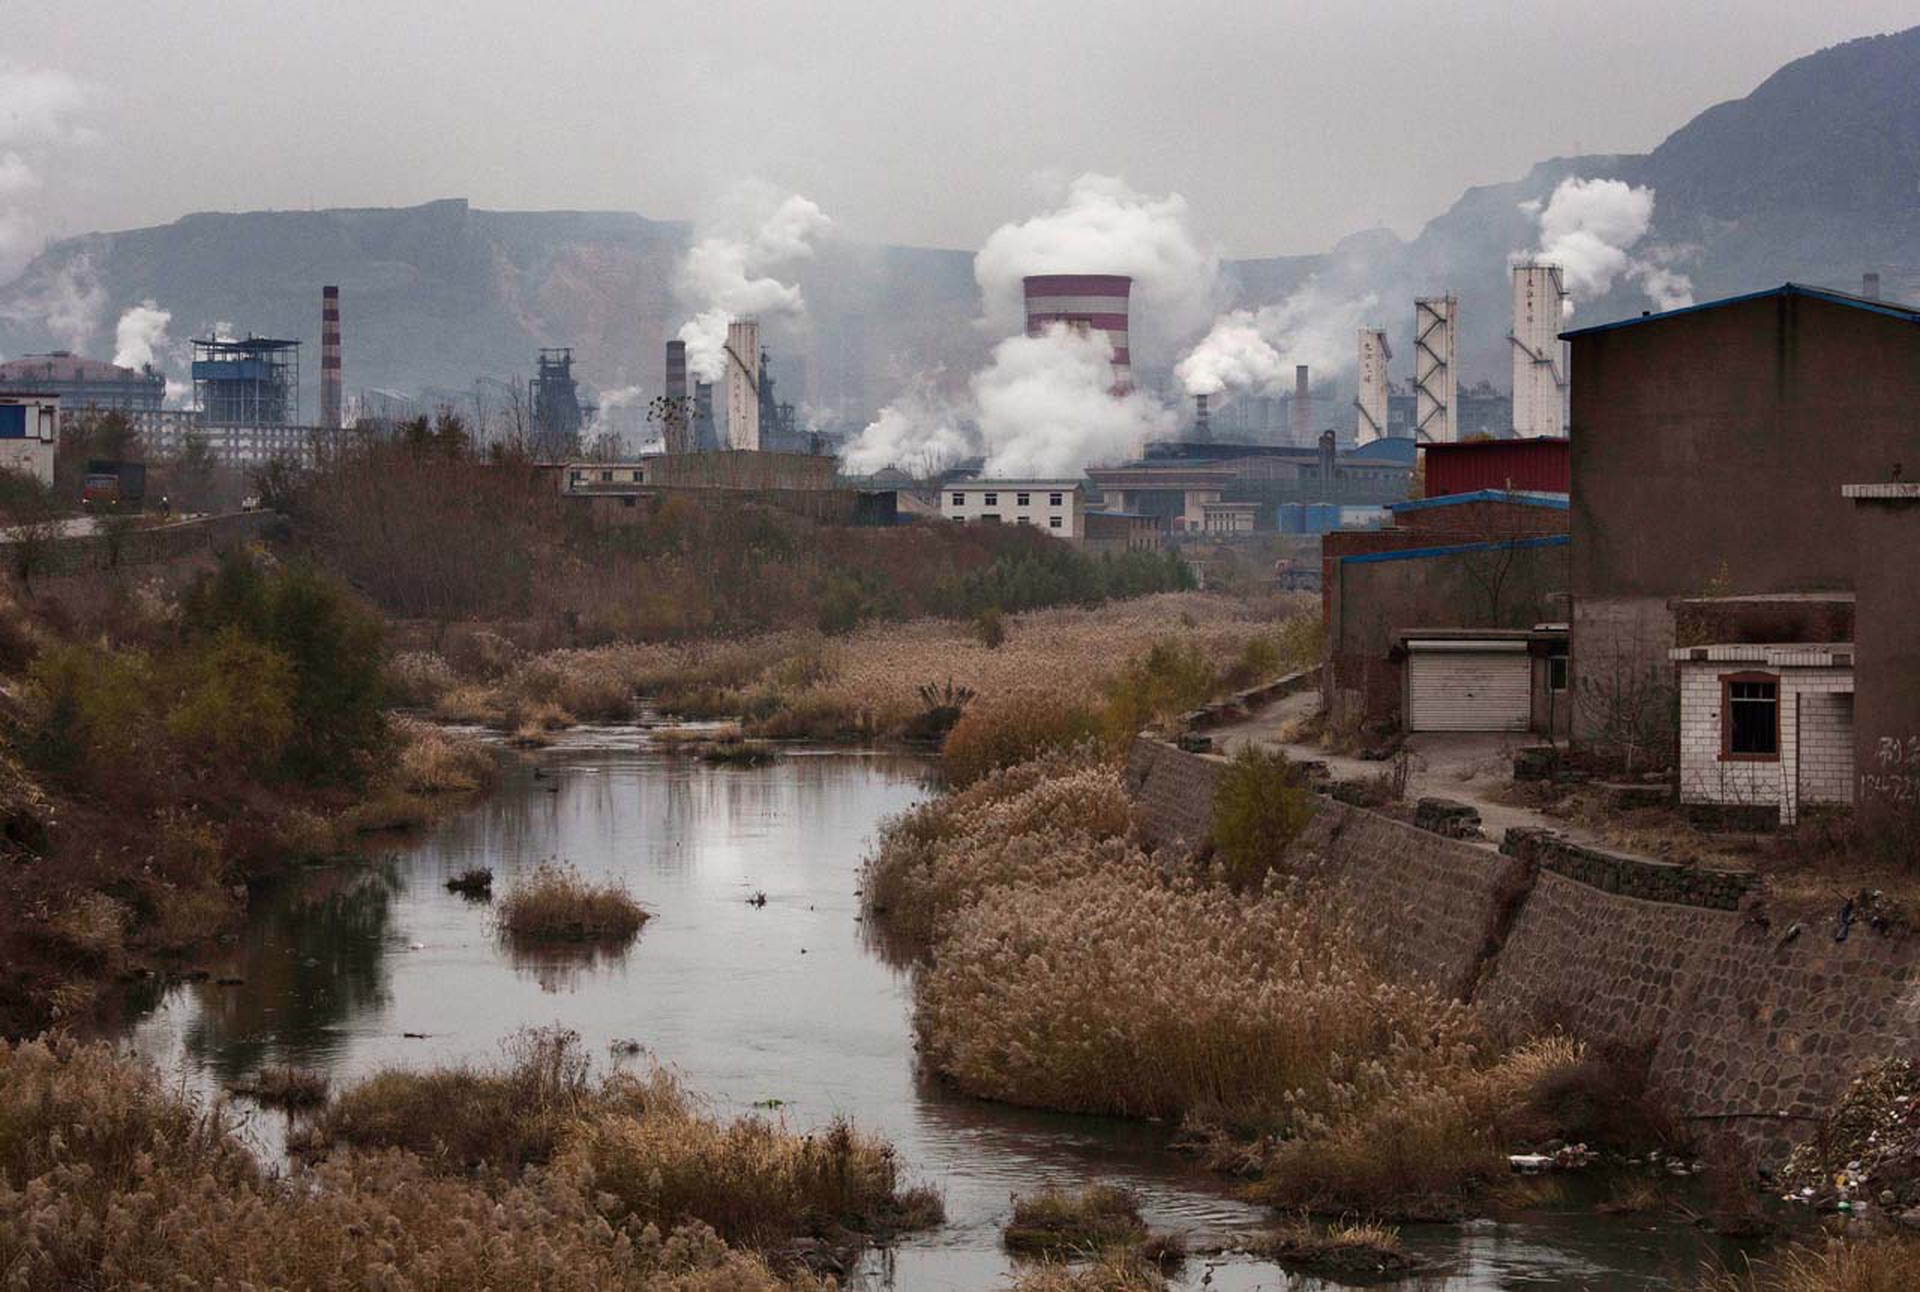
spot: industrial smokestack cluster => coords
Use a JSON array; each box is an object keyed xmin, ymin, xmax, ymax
[
  {"xmin": 1414, "ymin": 296, "xmax": 1457, "ymax": 443},
  {"xmin": 1022, "ymin": 274, "xmax": 1133, "ymax": 392},
  {"xmin": 724, "ymin": 319, "xmax": 761, "ymax": 450},
  {"xmin": 1510, "ymin": 264, "xmax": 1568, "ymax": 438},
  {"xmin": 1291, "ymin": 365, "xmax": 1311, "ymax": 446},
  {"xmin": 1193, "ymin": 392, "xmax": 1210, "ymax": 442},
  {"xmin": 1355, "ymin": 328, "xmax": 1390, "ymax": 444},
  {"xmin": 320, "ymin": 285, "xmax": 342, "ymax": 430}
]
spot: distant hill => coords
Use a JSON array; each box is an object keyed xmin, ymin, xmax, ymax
[{"xmin": 1, "ymin": 26, "xmax": 1915, "ymax": 426}]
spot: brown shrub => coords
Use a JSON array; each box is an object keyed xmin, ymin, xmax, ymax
[
  {"xmin": 497, "ymin": 862, "xmax": 648, "ymax": 944},
  {"xmin": 395, "ymin": 719, "xmax": 500, "ymax": 794},
  {"xmin": 1010, "ymin": 1251, "xmax": 1170, "ymax": 1292},
  {"xmin": 940, "ymin": 695, "xmax": 1101, "ymax": 788},
  {"xmin": 1003, "ymin": 1184, "xmax": 1148, "ymax": 1256}
]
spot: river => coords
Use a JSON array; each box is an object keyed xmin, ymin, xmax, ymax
[{"xmin": 112, "ymin": 728, "xmax": 1747, "ymax": 1289}]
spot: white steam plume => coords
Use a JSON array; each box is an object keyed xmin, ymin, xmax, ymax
[
  {"xmin": 674, "ymin": 184, "xmax": 832, "ymax": 383},
  {"xmin": 841, "ymin": 373, "xmax": 974, "ymax": 476},
  {"xmin": 0, "ymin": 251, "xmax": 106, "ymax": 352},
  {"xmin": 0, "ymin": 64, "xmax": 99, "ymax": 278},
  {"xmin": 584, "ymin": 384, "xmax": 648, "ymax": 456},
  {"xmin": 974, "ymin": 173, "xmax": 1219, "ymax": 348},
  {"xmin": 975, "ymin": 326, "xmax": 1175, "ymax": 478},
  {"xmin": 112, "ymin": 299, "xmax": 171, "ymax": 369},
  {"xmin": 1176, "ymin": 280, "xmax": 1378, "ymax": 397},
  {"xmin": 1519, "ymin": 177, "xmax": 1694, "ymax": 313}
]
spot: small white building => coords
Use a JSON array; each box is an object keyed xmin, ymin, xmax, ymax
[
  {"xmin": 0, "ymin": 394, "xmax": 59, "ymax": 485},
  {"xmin": 1669, "ymin": 642, "xmax": 1855, "ymax": 825},
  {"xmin": 1200, "ymin": 500, "xmax": 1258, "ymax": 535},
  {"xmin": 941, "ymin": 480, "xmax": 1084, "ymax": 539}
]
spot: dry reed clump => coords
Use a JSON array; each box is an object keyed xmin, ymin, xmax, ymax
[
  {"xmin": 1256, "ymin": 1216, "xmax": 1418, "ymax": 1280},
  {"xmin": 940, "ymin": 693, "xmax": 1102, "ymax": 788},
  {"xmin": 916, "ymin": 868, "xmax": 1485, "ymax": 1140},
  {"xmin": 305, "ymin": 1028, "xmax": 937, "ymax": 1263},
  {"xmin": 563, "ymin": 1108, "xmax": 942, "ymax": 1252},
  {"xmin": 385, "ymin": 650, "xmax": 459, "ymax": 707},
  {"xmin": 1003, "ymin": 1185, "xmax": 1153, "ymax": 1257},
  {"xmin": 232, "ymin": 1064, "xmax": 330, "ymax": 1110},
  {"xmin": 1009, "ymin": 1250, "xmax": 1170, "ymax": 1292},
  {"xmin": 0, "ymin": 1037, "xmax": 822, "ymax": 1291},
  {"xmin": 861, "ymin": 754, "xmax": 1136, "ymax": 951},
  {"xmin": 394, "ymin": 717, "xmax": 500, "ymax": 794},
  {"xmin": 497, "ymin": 862, "xmax": 648, "ymax": 944},
  {"xmin": 1699, "ymin": 1235, "xmax": 1920, "ymax": 1292}
]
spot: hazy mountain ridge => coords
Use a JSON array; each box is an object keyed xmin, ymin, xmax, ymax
[{"xmin": 1, "ymin": 26, "xmax": 1914, "ymax": 421}]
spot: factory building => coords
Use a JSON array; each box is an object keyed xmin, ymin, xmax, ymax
[
  {"xmin": 529, "ymin": 347, "xmax": 586, "ymax": 458},
  {"xmin": 1023, "ymin": 274, "xmax": 1132, "ymax": 392},
  {"xmin": 193, "ymin": 336, "xmax": 299, "ymax": 426},
  {"xmin": 1564, "ymin": 282, "xmax": 1920, "ymax": 763},
  {"xmin": 0, "ymin": 353, "xmax": 164, "ymax": 411}
]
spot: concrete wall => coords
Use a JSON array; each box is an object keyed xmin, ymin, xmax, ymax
[
  {"xmin": 1847, "ymin": 489, "xmax": 1920, "ymax": 818},
  {"xmin": 1568, "ymin": 291, "xmax": 1920, "ymax": 727},
  {"xmin": 1126, "ymin": 736, "xmax": 1920, "ymax": 1162}
]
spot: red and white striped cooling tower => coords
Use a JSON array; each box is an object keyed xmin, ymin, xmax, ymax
[{"xmin": 1022, "ymin": 274, "xmax": 1132, "ymax": 393}]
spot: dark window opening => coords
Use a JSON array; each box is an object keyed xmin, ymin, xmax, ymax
[
  {"xmin": 952, "ymin": 492, "xmax": 964, "ymax": 506},
  {"xmin": 984, "ymin": 493, "xmax": 998, "ymax": 507},
  {"xmin": 1547, "ymin": 654, "xmax": 1568, "ymax": 692},
  {"xmin": 1725, "ymin": 677, "xmax": 1779, "ymax": 759},
  {"xmin": 1016, "ymin": 492, "xmax": 1031, "ymax": 506},
  {"xmin": 1049, "ymin": 492, "xmax": 1064, "ymax": 506}
]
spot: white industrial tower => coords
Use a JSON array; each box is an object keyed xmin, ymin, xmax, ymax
[
  {"xmin": 1413, "ymin": 296, "xmax": 1457, "ymax": 443},
  {"xmin": 1510, "ymin": 264, "xmax": 1569, "ymax": 438},
  {"xmin": 724, "ymin": 319, "xmax": 761, "ymax": 451},
  {"xmin": 1355, "ymin": 327, "xmax": 1391, "ymax": 444}
]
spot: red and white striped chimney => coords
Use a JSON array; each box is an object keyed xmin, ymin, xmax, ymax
[
  {"xmin": 1022, "ymin": 273, "xmax": 1132, "ymax": 393},
  {"xmin": 320, "ymin": 285, "xmax": 342, "ymax": 430}
]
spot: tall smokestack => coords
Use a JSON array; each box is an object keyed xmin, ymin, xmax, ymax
[
  {"xmin": 665, "ymin": 339, "xmax": 687, "ymax": 401},
  {"xmin": 1414, "ymin": 295, "xmax": 1457, "ymax": 443},
  {"xmin": 694, "ymin": 381, "xmax": 715, "ymax": 449},
  {"xmin": 724, "ymin": 319, "xmax": 761, "ymax": 450},
  {"xmin": 320, "ymin": 285, "xmax": 342, "ymax": 430},
  {"xmin": 1510, "ymin": 264, "xmax": 1568, "ymax": 438},
  {"xmin": 1193, "ymin": 393, "xmax": 1211, "ymax": 443},
  {"xmin": 1863, "ymin": 272, "xmax": 1882, "ymax": 301},
  {"xmin": 1291, "ymin": 365, "xmax": 1311, "ymax": 446},
  {"xmin": 1355, "ymin": 328, "xmax": 1390, "ymax": 444},
  {"xmin": 1022, "ymin": 274, "xmax": 1133, "ymax": 392}
]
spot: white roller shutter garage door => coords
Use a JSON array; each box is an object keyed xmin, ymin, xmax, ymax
[{"xmin": 1407, "ymin": 641, "xmax": 1531, "ymax": 732}]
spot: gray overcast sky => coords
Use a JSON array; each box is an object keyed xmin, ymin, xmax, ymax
[{"xmin": 10, "ymin": 0, "xmax": 1918, "ymax": 258}]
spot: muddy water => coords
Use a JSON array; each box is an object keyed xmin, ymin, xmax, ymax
[{"xmin": 115, "ymin": 730, "xmax": 1745, "ymax": 1290}]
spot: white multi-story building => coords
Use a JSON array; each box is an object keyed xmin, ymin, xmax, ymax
[{"xmin": 941, "ymin": 479, "xmax": 1085, "ymax": 539}]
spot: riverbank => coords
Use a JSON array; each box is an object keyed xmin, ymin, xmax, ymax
[
  {"xmin": 0, "ymin": 556, "xmax": 502, "ymax": 1038},
  {"xmin": 390, "ymin": 592, "xmax": 1308, "ymax": 747}
]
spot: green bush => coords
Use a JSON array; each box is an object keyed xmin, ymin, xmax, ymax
[
  {"xmin": 165, "ymin": 629, "xmax": 297, "ymax": 779},
  {"xmin": 1102, "ymin": 640, "xmax": 1223, "ymax": 743},
  {"xmin": 1211, "ymin": 745, "xmax": 1316, "ymax": 891},
  {"xmin": 976, "ymin": 606, "xmax": 1006, "ymax": 649},
  {"xmin": 182, "ymin": 554, "xmax": 389, "ymax": 785}
]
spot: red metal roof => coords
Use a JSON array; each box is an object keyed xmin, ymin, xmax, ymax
[{"xmin": 1422, "ymin": 437, "xmax": 1569, "ymax": 498}]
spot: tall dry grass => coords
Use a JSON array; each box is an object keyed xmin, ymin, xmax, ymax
[
  {"xmin": 1700, "ymin": 1236, "xmax": 1920, "ymax": 1292},
  {"xmin": 413, "ymin": 594, "xmax": 1296, "ymax": 743},
  {"xmin": 0, "ymin": 1035, "xmax": 820, "ymax": 1291},
  {"xmin": 497, "ymin": 862, "xmax": 648, "ymax": 943},
  {"xmin": 875, "ymin": 752, "xmax": 1611, "ymax": 1218},
  {"xmin": 1010, "ymin": 1251, "xmax": 1170, "ymax": 1292},
  {"xmin": 860, "ymin": 753, "xmax": 1136, "ymax": 952}
]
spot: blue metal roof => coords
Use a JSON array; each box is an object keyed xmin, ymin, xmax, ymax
[
  {"xmin": 1339, "ymin": 534, "xmax": 1570, "ymax": 566},
  {"xmin": 1344, "ymin": 436, "xmax": 1418, "ymax": 464},
  {"xmin": 1560, "ymin": 283, "xmax": 1920, "ymax": 340},
  {"xmin": 1389, "ymin": 489, "xmax": 1570, "ymax": 514}
]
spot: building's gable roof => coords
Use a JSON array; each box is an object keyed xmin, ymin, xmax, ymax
[{"xmin": 1560, "ymin": 283, "xmax": 1920, "ymax": 340}]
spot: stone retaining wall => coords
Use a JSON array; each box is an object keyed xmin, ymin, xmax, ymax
[{"xmin": 1124, "ymin": 735, "xmax": 1920, "ymax": 1163}]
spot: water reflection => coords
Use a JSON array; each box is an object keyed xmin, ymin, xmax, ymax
[
  {"xmin": 178, "ymin": 859, "xmax": 402, "ymax": 1082},
  {"xmin": 109, "ymin": 739, "xmax": 1752, "ymax": 1291}
]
